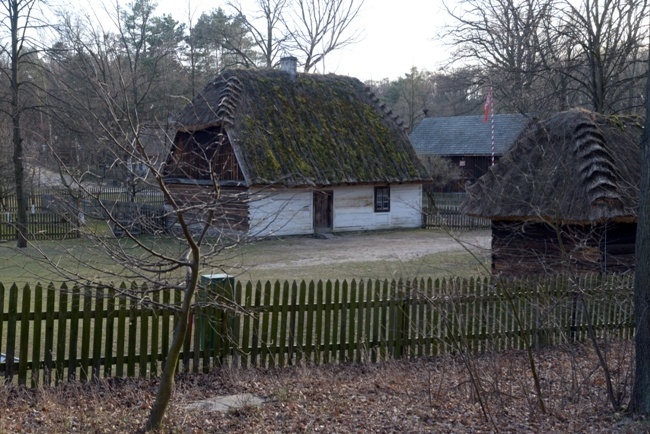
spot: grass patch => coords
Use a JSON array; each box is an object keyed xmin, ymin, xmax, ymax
[{"xmin": 0, "ymin": 229, "xmax": 490, "ymax": 289}]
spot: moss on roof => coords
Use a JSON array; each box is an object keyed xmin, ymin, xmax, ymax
[
  {"xmin": 461, "ymin": 108, "xmax": 641, "ymax": 223},
  {"xmin": 175, "ymin": 69, "xmax": 430, "ymax": 187}
]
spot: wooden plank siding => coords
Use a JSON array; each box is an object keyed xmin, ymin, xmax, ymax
[
  {"xmin": 333, "ymin": 184, "xmax": 423, "ymax": 231},
  {"xmin": 249, "ymin": 188, "xmax": 313, "ymax": 236},
  {"xmin": 248, "ymin": 184, "xmax": 425, "ymax": 237},
  {"xmin": 0, "ymin": 274, "xmax": 635, "ymax": 386},
  {"xmin": 166, "ymin": 129, "xmax": 243, "ymax": 182}
]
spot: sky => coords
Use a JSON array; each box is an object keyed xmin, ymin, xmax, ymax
[
  {"xmin": 63, "ymin": 0, "xmax": 457, "ymax": 82},
  {"xmin": 150, "ymin": 0, "xmax": 456, "ymax": 82}
]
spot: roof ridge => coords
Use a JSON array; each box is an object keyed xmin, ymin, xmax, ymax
[
  {"xmin": 215, "ymin": 75, "xmax": 243, "ymax": 126},
  {"xmin": 571, "ymin": 118, "xmax": 624, "ymax": 209},
  {"xmin": 364, "ymin": 85, "xmax": 405, "ymax": 128}
]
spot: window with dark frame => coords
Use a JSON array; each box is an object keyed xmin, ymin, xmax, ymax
[{"xmin": 374, "ymin": 186, "xmax": 390, "ymax": 212}]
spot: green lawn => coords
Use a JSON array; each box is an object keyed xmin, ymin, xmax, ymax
[{"xmin": 0, "ymin": 229, "xmax": 491, "ymax": 289}]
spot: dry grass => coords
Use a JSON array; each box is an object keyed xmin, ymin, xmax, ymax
[
  {"xmin": 1, "ymin": 341, "xmax": 648, "ymax": 433},
  {"xmin": 0, "ymin": 229, "xmax": 490, "ymax": 287}
]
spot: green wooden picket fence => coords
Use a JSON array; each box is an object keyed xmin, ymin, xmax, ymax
[{"xmin": 0, "ymin": 274, "xmax": 635, "ymax": 387}]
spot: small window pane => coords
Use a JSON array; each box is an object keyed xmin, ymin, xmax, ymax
[{"xmin": 374, "ymin": 186, "xmax": 390, "ymax": 212}]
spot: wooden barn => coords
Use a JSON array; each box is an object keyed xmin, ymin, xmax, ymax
[
  {"xmin": 461, "ymin": 108, "xmax": 641, "ymax": 275},
  {"xmin": 164, "ymin": 62, "xmax": 430, "ymax": 237},
  {"xmin": 409, "ymin": 114, "xmax": 531, "ymax": 192}
]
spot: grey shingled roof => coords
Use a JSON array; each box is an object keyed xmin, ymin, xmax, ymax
[{"xmin": 409, "ymin": 114, "xmax": 532, "ymax": 156}]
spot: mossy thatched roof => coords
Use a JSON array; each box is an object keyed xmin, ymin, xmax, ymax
[
  {"xmin": 461, "ymin": 108, "xmax": 641, "ymax": 223},
  {"xmin": 175, "ymin": 69, "xmax": 430, "ymax": 187}
]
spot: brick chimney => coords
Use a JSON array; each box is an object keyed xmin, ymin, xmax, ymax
[{"xmin": 280, "ymin": 56, "xmax": 298, "ymax": 76}]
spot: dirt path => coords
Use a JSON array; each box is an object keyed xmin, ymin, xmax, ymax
[{"xmin": 251, "ymin": 229, "xmax": 491, "ymax": 270}]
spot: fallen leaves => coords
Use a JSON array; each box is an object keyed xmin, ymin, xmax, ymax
[{"xmin": 0, "ymin": 341, "xmax": 649, "ymax": 433}]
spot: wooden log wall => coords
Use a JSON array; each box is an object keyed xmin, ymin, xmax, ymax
[
  {"xmin": 491, "ymin": 220, "xmax": 636, "ymax": 275},
  {"xmin": 166, "ymin": 183, "xmax": 250, "ymax": 232}
]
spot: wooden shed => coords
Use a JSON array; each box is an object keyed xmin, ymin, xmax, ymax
[
  {"xmin": 461, "ymin": 108, "xmax": 641, "ymax": 275},
  {"xmin": 409, "ymin": 114, "xmax": 531, "ymax": 192},
  {"xmin": 164, "ymin": 65, "xmax": 430, "ymax": 237}
]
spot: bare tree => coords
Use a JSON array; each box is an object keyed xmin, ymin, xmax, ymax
[
  {"xmin": 285, "ymin": 0, "xmax": 364, "ymax": 72},
  {"xmin": 0, "ymin": 0, "xmax": 46, "ymax": 247},
  {"xmin": 374, "ymin": 67, "xmax": 436, "ymax": 131},
  {"xmin": 226, "ymin": 0, "xmax": 364, "ymax": 72},
  {"xmin": 419, "ymin": 154, "xmax": 462, "ymax": 191},
  {"xmin": 45, "ymin": 43, "xmax": 252, "ymax": 433},
  {"xmin": 369, "ymin": 66, "xmax": 484, "ymax": 130},
  {"xmin": 49, "ymin": 1, "xmax": 189, "ymax": 192},
  {"xmin": 442, "ymin": 0, "xmax": 559, "ymax": 114},
  {"xmin": 113, "ymin": 0, "xmax": 187, "ymax": 121},
  {"xmin": 561, "ymin": 0, "xmax": 649, "ymax": 114},
  {"xmin": 43, "ymin": 8, "xmax": 290, "ymax": 429},
  {"xmin": 227, "ymin": 0, "xmax": 290, "ymax": 67},
  {"xmin": 442, "ymin": 0, "xmax": 649, "ymax": 115}
]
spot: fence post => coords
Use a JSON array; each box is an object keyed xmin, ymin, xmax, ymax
[
  {"xmin": 199, "ymin": 274, "xmax": 235, "ymax": 367},
  {"xmin": 392, "ymin": 279, "xmax": 410, "ymax": 359},
  {"xmin": 397, "ymin": 280, "xmax": 412, "ymax": 359},
  {"xmin": 5, "ymin": 284, "xmax": 19, "ymax": 384}
]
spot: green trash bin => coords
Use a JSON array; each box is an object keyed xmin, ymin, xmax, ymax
[{"xmin": 198, "ymin": 274, "xmax": 235, "ymax": 356}]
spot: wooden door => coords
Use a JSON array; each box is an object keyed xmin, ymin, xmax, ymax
[{"xmin": 313, "ymin": 190, "xmax": 333, "ymax": 232}]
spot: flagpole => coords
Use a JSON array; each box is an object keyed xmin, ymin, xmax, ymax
[
  {"xmin": 491, "ymin": 93, "xmax": 495, "ymax": 166},
  {"xmin": 484, "ymin": 86, "xmax": 495, "ymax": 166}
]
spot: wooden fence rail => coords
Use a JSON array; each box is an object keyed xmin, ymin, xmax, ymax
[
  {"xmin": 0, "ymin": 274, "xmax": 634, "ymax": 386},
  {"xmin": 0, "ymin": 187, "xmax": 164, "ymax": 213},
  {"xmin": 0, "ymin": 212, "xmax": 79, "ymax": 241},
  {"xmin": 424, "ymin": 193, "xmax": 490, "ymax": 230},
  {"xmin": 0, "ymin": 187, "xmax": 165, "ymax": 240}
]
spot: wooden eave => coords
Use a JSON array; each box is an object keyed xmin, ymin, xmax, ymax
[
  {"xmin": 176, "ymin": 122, "xmax": 221, "ymax": 133},
  {"xmin": 162, "ymin": 178, "xmax": 247, "ymax": 188},
  {"xmin": 226, "ymin": 130, "xmax": 252, "ymax": 188},
  {"xmin": 483, "ymin": 214, "xmax": 637, "ymax": 225},
  {"xmin": 247, "ymin": 179, "xmax": 426, "ymax": 189}
]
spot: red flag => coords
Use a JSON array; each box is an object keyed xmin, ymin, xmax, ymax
[{"xmin": 484, "ymin": 87, "xmax": 493, "ymax": 123}]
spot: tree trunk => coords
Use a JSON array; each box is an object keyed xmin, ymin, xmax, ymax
[
  {"xmin": 629, "ymin": 50, "xmax": 650, "ymax": 414},
  {"xmin": 145, "ymin": 257, "xmax": 200, "ymax": 431},
  {"xmin": 10, "ymin": 0, "xmax": 28, "ymax": 248},
  {"xmin": 12, "ymin": 114, "xmax": 27, "ymax": 248}
]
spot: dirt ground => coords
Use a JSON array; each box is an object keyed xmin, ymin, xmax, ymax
[{"xmin": 246, "ymin": 229, "xmax": 491, "ymax": 270}]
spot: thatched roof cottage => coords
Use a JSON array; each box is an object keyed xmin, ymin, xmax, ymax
[
  {"xmin": 165, "ymin": 62, "xmax": 430, "ymax": 236},
  {"xmin": 461, "ymin": 108, "xmax": 641, "ymax": 275}
]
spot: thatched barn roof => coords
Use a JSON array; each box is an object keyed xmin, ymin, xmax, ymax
[
  {"xmin": 461, "ymin": 108, "xmax": 641, "ymax": 224},
  {"xmin": 175, "ymin": 69, "xmax": 430, "ymax": 187}
]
